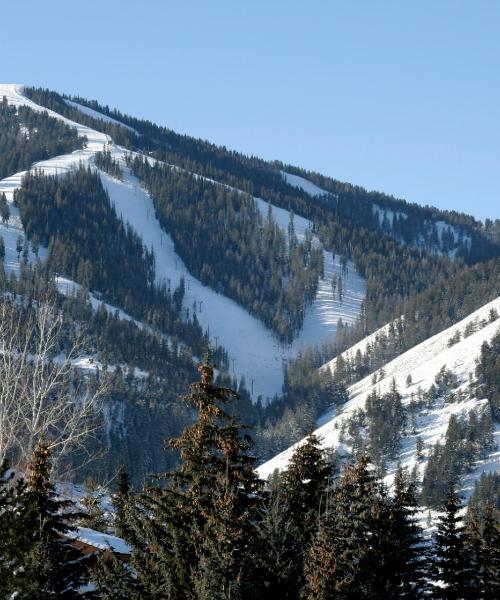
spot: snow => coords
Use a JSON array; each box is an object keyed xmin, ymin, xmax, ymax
[
  {"xmin": 281, "ymin": 171, "xmax": 327, "ymax": 197},
  {"xmin": 372, "ymin": 204, "xmax": 407, "ymax": 228},
  {"xmin": 67, "ymin": 527, "xmax": 131, "ymax": 555},
  {"xmin": 0, "ymin": 83, "xmax": 366, "ymax": 401},
  {"xmin": 0, "ymin": 83, "xmax": 108, "ymax": 277},
  {"xmin": 65, "ymin": 99, "xmax": 138, "ymax": 135},
  {"xmin": 254, "ymin": 198, "xmax": 365, "ymax": 351},
  {"xmin": 99, "ymin": 159, "xmax": 365, "ymax": 400},
  {"xmin": 258, "ymin": 296, "xmax": 500, "ymax": 501}
]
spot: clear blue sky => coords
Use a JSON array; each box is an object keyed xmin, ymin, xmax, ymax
[{"xmin": 3, "ymin": 1, "xmax": 499, "ymax": 220}]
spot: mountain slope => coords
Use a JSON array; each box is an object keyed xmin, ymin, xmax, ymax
[
  {"xmin": 0, "ymin": 83, "xmax": 365, "ymax": 399},
  {"xmin": 258, "ymin": 296, "xmax": 500, "ymax": 504}
]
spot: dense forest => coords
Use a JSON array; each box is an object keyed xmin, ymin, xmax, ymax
[
  {"xmin": 42, "ymin": 87, "xmax": 500, "ymax": 262},
  {"xmin": 129, "ymin": 155, "xmax": 323, "ymax": 341},
  {"xmin": 1, "ymin": 368, "xmax": 498, "ymax": 599},
  {"xmin": 23, "ymin": 87, "xmax": 500, "ymax": 341}
]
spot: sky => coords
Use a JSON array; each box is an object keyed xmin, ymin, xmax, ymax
[{"xmin": 2, "ymin": 0, "xmax": 499, "ymax": 220}]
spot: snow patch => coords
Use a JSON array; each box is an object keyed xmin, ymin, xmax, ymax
[{"xmin": 281, "ymin": 171, "xmax": 327, "ymax": 197}]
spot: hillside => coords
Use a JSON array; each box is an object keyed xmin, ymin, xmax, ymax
[
  {"xmin": 0, "ymin": 83, "xmax": 367, "ymax": 400},
  {"xmin": 1, "ymin": 82, "xmax": 499, "ymax": 486},
  {"xmin": 258, "ymin": 295, "xmax": 500, "ymax": 507}
]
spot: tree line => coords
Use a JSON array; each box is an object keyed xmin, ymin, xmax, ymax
[{"xmin": 1, "ymin": 365, "xmax": 498, "ymax": 598}]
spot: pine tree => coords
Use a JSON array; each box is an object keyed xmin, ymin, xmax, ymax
[
  {"xmin": 95, "ymin": 362, "xmax": 264, "ymax": 599},
  {"xmin": 13, "ymin": 441, "xmax": 93, "ymax": 599},
  {"xmin": 431, "ymin": 488, "xmax": 472, "ymax": 600},
  {"xmin": 280, "ymin": 433, "xmax": 332, "ymax": 544},
  {"xmin": 80, "ymin": 476, "xmax": 109, "ymax": 531},
  {"xmin": 391, "ymin": 465, "xmax": 428, "ymax": 598},
  {"xmin": 275, "ymin": 433, "xmax": 332, "ymax": 596},
  {"xmin": 255, "ymin": 484, "xmax": 300, "ymax": 599},
  {"xmin": 0, "ymin": 459, "xmax": 25, "ymax": 599},
  {"xmin": 0, "ymin": 191, "xmax": 9, "ymax": 223},
  {"xmin": 303, "ymin": 456, "xmax": 399, "ymax": 599},
  {"xmin": 112, "ymin": 463, "xmax": 130, "ymax": 538},
  {"xmin": 466, "ymin": 503, "xmax": 500, "ymax": 600}
]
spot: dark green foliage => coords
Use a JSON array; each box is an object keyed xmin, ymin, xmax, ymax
[
  {"xmin": 255, "ymin": 485, "xmax": 300, "ymax": 599},
  {"xmin": 0, "ymin": 96, "xmax": 84, "ymax": 180},
  {"xmin": 12, "ymin": 442, "xmax": 93, "ymax": 598},
  {"xmin": 96, "ymin": 364, "xmax": 264, "ymax": 599},
  {"xmin": 421, "ymin": 410, "xmax": 495, "ymax": 508},
  {"xmin": 465, "ymin": 504, "xmax": 500, "ymax": 600},
  {"xmin": 95, "ymin": 148, "xmax": 123, "ymax": 180},
  {"xmin": 0, "ymin": 460, "xmax": 26, "ymax": 599},
  {"xmin": 280, "ymin": 434, "xmax": 332, "ymax": 545},
  {"xmin": 365, "ymin": 381, "xmax": 407, "ymax": 468},
  {"xmin": 475, "ymin": 329, "xmax": 500, "ymax": 418},
  {"xmin": 431, "ymin": 489, "xmax": 473, "ymax": 600},
  {"xmin": 303, "ymin": 456, "xmax": 420, "ymax": 600},
  {"xmin": 468, "ymin": 472, "xmax": 500, "ymax": 521},
  {"xmin": 391, "ymin": 466, "xmax": 428, "ymax": 598},
  {"xmin": 112, "ymin": 464, "xmax": 130, "ymax": 538},
  {"xmin": 129, "ymin": 156, "xmax": 323, "ymax": 342},
  {"xmin": 25, "ymin": 86, "xmax": 500, "ymax": 358},
  {"xmin": 16, "ymin": 166, "xmax": 155, "ymax": 314},
  {"xmin": 0, "ymin": 192, "xmax": 9, "ymax": 223},
  {"xmin": 23, "ymin": 88, "xmax": 136, "ymax": 148},
  {"xmin": 275, "ymin": 434, "xmax": 333, "ymax": 595}
]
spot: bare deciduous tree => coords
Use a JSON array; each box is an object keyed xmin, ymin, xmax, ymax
[{"xmin": 0, "ymin": 297, "xmax": 108, "ymax": 472}]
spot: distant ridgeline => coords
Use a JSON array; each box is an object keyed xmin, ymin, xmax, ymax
[
  {"xmin": 21, "ymin": 88, "xmax": 500, "ymax": 343},
  {"xmin": 25, "ymin": 87, "xmax": 500, "ymax": 260}
]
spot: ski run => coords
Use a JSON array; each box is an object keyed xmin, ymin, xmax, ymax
[{"xmin": 0, "ymin": 83, "xmax": 365, "ymax": 400}]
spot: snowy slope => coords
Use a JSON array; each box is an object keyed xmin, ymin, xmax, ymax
[
  {"xmin": 98, "ymin": 159, "xmax": 365, "ymax": 399},
  {"xmin": 64, "ymin": 98, "xmax": 138, "ymax": 134},
  {"xmin": 0, "ymin": 83, "xmax": 365, "ymax": 400},
  {"xmin": 0, "ymin": 83, "xmax": 108, "ymax": 276},
  {"xmin": 372, "ymin": 204, "xmax": 472, "ymax": 258},
  {"xmin": 281, "ymin": 171, "xmax": 327, "ymax": 197},
  {"xmin": 258, "ymin": 296, "xmax": 500, "ymax": 502}
]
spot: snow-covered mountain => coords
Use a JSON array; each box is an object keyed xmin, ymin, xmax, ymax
[
  {"xmin": 0, "ymin": 83, "xmax": 365, "ymax": 400},
  {"xmin": 1, "ymin": 81, "xmax": 499, "ymax": 490},
  {"xmin": 258, "ymin": 295, "xmax": 500, "ymax": 504}
]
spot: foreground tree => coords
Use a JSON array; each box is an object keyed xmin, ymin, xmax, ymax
[
  {"xmin": 431, "ymin": 488, "xmax": 472, "ymax": 600},
  {"xmin": 0, "ymin": 298, "xmax": 108, "ymax": 471},
  {"xmin": 303, "ymin": 456, "xmax": 424, "ymax": 599},
  {"xmin": 0, "ymin": 459, "xmax": 25, "ymax": 599},
  {"xmin": 12, "ymin": 441, "xmax": 93, "ymax": 598},
  {"xmin": 466, "ymin": 504, "xmax": 500, "ymax": 600},
  {"xmin": 96, "ymin": 362, "xmax": 264, "ymax": 599}
]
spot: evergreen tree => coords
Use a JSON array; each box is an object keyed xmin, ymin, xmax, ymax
[
  {"xmin": 431, "ymin": 488, "xmax": 472, "ymax": 600},
  {"xmin": 0, "ymin": 459, "xmax": 26, "ymax": 599},
  {"xmin": 466, "ymin": 504, "xmax": 500, "ymax": 600},
  {"xmin": 303, "ymin": 456, "xmax": 400, "ymax": 599},
  {"xmin": 0, "ymin": 192, "xmax": 9, "ymax": 223},
  {"xmin": 255, "ymin": 484, "xmax": 300, "ymax": 599},
  {"xmin": 79, "ymin": 477, "xmax": 109, "ymax": 531},
  {"xmin": 112, "ymin": 463, "xmax": 130, "ymax": 538},
  {"xmin": 13, "ymin": 441, "xmax": 93, "ymax": 598},
  {"xmin": 95, "ymin": 362, "xmax": 264, "ymax": 599},
  {"xmin": 391, "ymin": 465, "xmax": 428, "ymax": 598},
  {"xmin": 280, "ymin": 433, "xmax": 332, "ymax": 544}
]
